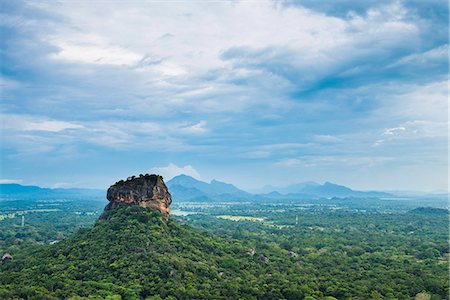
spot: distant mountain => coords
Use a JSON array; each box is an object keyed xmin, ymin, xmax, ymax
[
  {"xmin": 301, "ymin": 182, "xmax": 355, "ymax": 198},
  {"xmin": 0, "ymin": 183, "xmax": 105, "ymax": 201},
  {"xmin": 258, "ymin": 181, "xmax": 391, "ymax": 198},
  {"xmin": 0, "ymin": 179, "xmax": 392, "ymax": 203},
  {"xmin": 166, "ymin": 175, "xmax": 393, "ymax": 201},
  {"xmin": 255, "ymin": 181, "xmax": 319, "ymax": 194},
  {"xmin": 167, "ymin": 175, "xmax": 249, "ymax": 201},
  {"xmin": 0, "ymin": 183, "xmax": 44, "ymax": 194}
]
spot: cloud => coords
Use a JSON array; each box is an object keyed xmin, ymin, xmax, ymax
[
  {"xmin": 384, "ymin": 127, "xmax": 406, "ymax": 136},
  {"xmin": 274, "ymin": 158, "xmax": 302, "ymax": 168},
  {"xmin": 1, "ymin": 114, "xmax": 212, "ymax": 154},
  {"xmin": 374, "ymin": 119, "xmax": 447, "ymax": 147},
  {"xmin": 50, "ymin": 39, "xmax": 142, "ymax": 66},
  {"xmin": 387, "ymin": 80, "xmax": 448, "ymax": 121},
  {"xmin": 392, "ymin": 44, "xmax": 448, "ymax": 66},
  {"xmin": 370, "ymin": 80, "xmax": 447, "ymax": 149},
  {"xmin": 220, "ymin": 2, "xmax": 424, "ymax": 93},
  {"xmin": 1, "ymin": 114, "xmax": 83, "ymax": 132},
  {"xmin": 0, "ymin": 76, "xmax": 21, "ymax": 90},
  {"xmin": 180, "ymin": 121, "xmax": 208, "ymax": 134},
  {"xmin": 0, "ymin": 179, "xmax": 23, "ymax": 184},
  {"xmin": 313, "ymin": 135, "xmax": 342, "ymax": 143},
  {"xmin": 274, "ymin": 155, "xmax": 395, "ymax": 169},
  {"xmin": 0, "ymin": 0, "xmax": 447, "ymax": 191},
  {"xmin": 244, "ymin": 143, "xmax": 314, "ymax": 160},
  {"xmin": 149, "ymin": 163, "xmax": 201, "ymax": 180}
]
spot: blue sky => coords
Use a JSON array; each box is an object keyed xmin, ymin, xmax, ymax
[{"xmin": 0, "ymin": 0, "xmax": 448, "ymax": 192}]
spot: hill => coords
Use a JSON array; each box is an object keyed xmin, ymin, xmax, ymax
[
  {"xmin": 258, "ymin": 181, "xmax": 391, "ymax": 198},
  {"xmin": 0, "ymin": 205, "xmax": 303, "ymax": 299},
  {"xmin": 167, "ymin": 175, "xmax": 250, "ymax": 201},
  {"xmin": 0, "ymin": 180, "xmax": 392, "ymax": 203},
  {"xmin": 408, "ymin": 207, "xmax": 449, "ymax": 215},
  {"xmin": 166, "ymin": 175, "xmax": 391, "ymax": 201},
  {"xmin": 0, "ymin": 183, "xmax": 105, "ymax": 201}
]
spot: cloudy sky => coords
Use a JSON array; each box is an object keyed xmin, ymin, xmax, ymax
[{"xmin": 1, "ymin": 0, "xmax": 448, "ymax": 191}]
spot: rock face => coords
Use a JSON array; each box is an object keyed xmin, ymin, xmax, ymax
[
  {"xmin": 101, "ymin": 174, "xmax": 172, "ymax": 221},
  {"xmin": 2, "ymin": 253, "xmax": 13, "ymax": 262}
]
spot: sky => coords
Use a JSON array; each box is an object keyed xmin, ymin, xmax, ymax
[{"xmin": 0, "ymin": 0, "xmax": 448, "ymax": 192}]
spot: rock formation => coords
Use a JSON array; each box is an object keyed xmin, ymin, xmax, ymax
[
  {"xmin": 2, "ymin": 253, "xmax": 13, "ymax": 262},
  {"xmin": 101, "ymin": 174, "xmax": 172, "ymax": 221}
]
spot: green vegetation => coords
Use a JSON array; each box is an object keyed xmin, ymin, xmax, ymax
[
  {"xmin": 0, "ymin": 203, "xmax": 448, "ymax": 300},
  {"xmin": 114, "ymin": 174, "xmax": 164, "ymax": 187},
  {"xmin": 0, "ymin": 197, "xmax": 104, "ymax": 248},
  {"xmin": 408, "ymin": 207, "xmax": 449, "ymax": 215},
  {"xmin": 0, "ymin": 211, "xmax": 99, "ymax": 247}
]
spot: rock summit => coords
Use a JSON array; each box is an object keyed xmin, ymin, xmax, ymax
[{"xmin": 101, "ymin": 174, "xmax": 172, "ymax": 221}]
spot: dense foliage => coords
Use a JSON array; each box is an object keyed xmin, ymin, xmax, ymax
[
  {"xmin": 0, "ymin": 197, "xmax": 104, "ymax": 247},
  {"xmin": 0, "ymin": 203, "xmax": 448, "ymax": 300}
]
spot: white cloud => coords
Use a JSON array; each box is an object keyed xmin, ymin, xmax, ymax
[
  {"xmin": 0, "ymin": 76, "xmax": 20, "ymax": 90},
  {"xmin": 374, "ymin": 119, "xmax": 447, "ymax": 147},
  {"xmin": 30, "ymin": 0, "xmax": 422, "ymax": 110},
  {"xmin": 48, "ymin": 33, "xmax": 142, "ymax": 66},
  {"xmin": 275, "ymin": 156, "xmax": 394, "ymax": 168},
  {"xmin": 372, "ymin": 139, "xmax": 385, "ymax": 147},
  {"xmin": 392, "ymin": 44, "xmax": 448, "ymax": 66},
  {"xmin": 180, "ymin": 121, "xmax": 208, "ymax": 134},
  {"xmin": 0, "ymin": 179, "xmax": 23, "ymax": 184},
  {"xmin": 244, "ymin": 143, "xmax": 314, "ymax": 159},
  {"xmin": 51, "ymin": 43, "xmax": 142, "ymax": 66},
  {"xmin": 380, "ymin": 81, "xmax": 448, "ymax": 122},
  {"xmin": 261, "ymin": 143, "xmax": 313, "ymax": 150},
  {"xmin": 274, "ymin": 158, "xmax": 302, "ymax": 168},
  {"xmin": 1, "ymin": 1, "xmax": 446, "ymax": 191},
  {"xmin": 313, "ymin": 135, "xmax": 342, "ymax": 143},
  {"xmin": 384, "ymin": 126, "xmax": 406, "ymax": 135},
  {"xmin": 1, "ymin": 114, "xmax": 83, "ymax": 132},
  {"xmin": 149, "ymin": 163, "xmax": 201, "ymax": 180},
  {"xmin": 1, "ymin": 113, "xmax": 211, "ymax": 154},
  {"xmin": 370, "ymin": 80, "xmax": 448, "ymax": 147}
]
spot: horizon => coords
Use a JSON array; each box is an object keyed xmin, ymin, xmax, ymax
[
  {"xmin": 1, "ymin": 1, "xmax": 448, "ymax": 192},
  {"xmin": 1, "ymin": 173, "xmax": 447, "ymax": 195}
]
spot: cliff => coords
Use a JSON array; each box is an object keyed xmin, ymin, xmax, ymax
[{"xmin": 101, "ymin": 174, "xmax": 172, "ymax": 221}]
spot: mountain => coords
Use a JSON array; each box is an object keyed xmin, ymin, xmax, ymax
[
  {"xmin": 258, "ymin": 181, "xmax": 391, "ymax": 198},
  {"xmin": 0, "ymin": 183, "xmax": 105, "ymax": 201},
  {"xmin": 301, "ymin": 182, "xmax": 356, "ymax": 198},
  {"xmin": 0, "ymin": 179, "xmax": 392, "ymax": 203},
  {"xmin": 0, "ymin": 183, "xmax": 43, "ymax": 194},
  {"xmin": 166, "ymin": 175, "xmax": 391, "ymax": 201},
  {"xmin": 167, "ymin": 174, "xmax": 249, "ymax": 201},
  {"xmin": 256, "ymin": 181, "xmax": 320, "ymax": 194},
  {"xmin": 103, "ymin": 174, "xmax": 172, "ymax": 220}
]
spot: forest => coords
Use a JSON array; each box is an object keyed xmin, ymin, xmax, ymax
[{"xmin": 0, "ymin": 196, "xmax": 448, "ymax": 300}]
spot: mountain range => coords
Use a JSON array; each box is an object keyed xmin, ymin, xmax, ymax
[
  {"xmin": 1, "ymin": 176, "xmax": 392, "ymax": 202},
  {"xmin": 166, "ymin": 175, "xmax": 391, "ymax": 201},
  {"xmin": 254, "ymin": 181, "xmax": 390, "ymax": 199},
  {"xmin": 0, "ymin": 183, "xmax": 105, "ymax": 201},
  {"xmin": 166, "ymin": 174, "xmax": 251, "ymax": 201}
]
